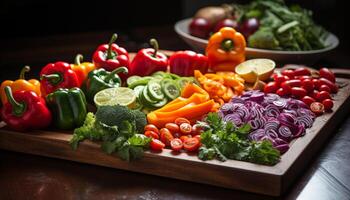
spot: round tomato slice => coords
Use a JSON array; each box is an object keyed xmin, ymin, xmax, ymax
[
  {"xmin": 150, "ymin": 139, "xmax": 165, "ymax": 151},
  {"xmin": 310, "ymin": 102, "xmax": 324, "ymax": 115},
  {"xmin": 175, "ymin": 117, "xmax": 191, "ymax": 125},
  {"xmin": 180, "ymin": 123, "xmax": 192, "ymax": 135},
  {"xmin": 144, "ymin": 130, "xmax": 159, "ymax": 139},
  {"xmin": 170, "ymin": 138, "xmax": 183, "ymax": 151},
  {"xmin": 183, "ymin": 137, "xmax": 200, "ymax": 152}
]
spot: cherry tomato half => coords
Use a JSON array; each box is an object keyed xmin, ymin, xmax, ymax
[
  {"xmin": 170, "ymin": 138, "xmax": 183, "ymax": 151},
  {"xmin": 144, "ymin": 124, "xmax": 159, "ymax": 134},
  {"xmin": 302, "ymin": 96, "xmax": 316, "ymax": 106},
  {"xmin": 150, "ymin": 139, "xmax": 165, "ymax": 151},
  {"xmin": 291, "ymin": 87, "xmax": 307, "ymax": 99},
  {"xmin": 310, "ymin": 102, "xmax": 325, "ymax": 115},
  {"xmin": 316, "ymin": 91, "xmax": 331, "ymax": 102},
  {"xmin": 319, "ymin": 68, "xmax": 335, "ymax": 83},
  {"xmin": 144, "ymin": 130, "xmax": 159, "ymax": 139},
  {"xmin": 180, "ymin": 123, "xmax": 192, "ymax": 135},
  {"xmin": 165, "ymin": 123, "xmax": 179, "ymax": 133},
  {"xmin": 322, "ymin": 99, "xmax": 334, "ymax": 111},
  {"xmin": 160, "ymin": 128, "xmax": 174, "ymax": 146},
  {"xmin": 183, "ymin": 137, "xmax": 200, "ymax": 152},
  {"xmin": 175, "ymin": 117, "xmax": 191, "ymax": 126},
  {"xmin": 180, "ymin": 135, "xmax": 190, "ymax": 143},
  {"xmin": 264, "ymin": 82, "xmax": 279, "ymax": 93}
]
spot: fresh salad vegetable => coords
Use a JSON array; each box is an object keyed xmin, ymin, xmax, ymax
[
  {"xmin": 1, "ymin": 66, "xmax": 41, "ymax": 104},
  {"xmin": 83, "ymin": 67, "xmax": 128, "ymax": 103},
  {"xmin": 265, "ymin": 66, "xmax": 337, "ymax": 115},
  {"xmin": 197, "ymin": 112, "xmax": 280, "ymax": 165},
  {"xmin": 130, "ymin": 39, "xmax": 168, "ymax": 76},
  {"xmin": 40, "ymin": 62, "xmax": 80, "ymax": 96},
  {"xmin": 169, "ymin": 50, "xmax": 208, "ymax": 76},
  {"xmin": 1, "ymin": 86, "xmax": 52, "ymax": 131},
  {"xmin": 70, "ymin": 105, "xmax": 150, "ymax": 161},
  {"xmin": 92, "ymin": 33, "xmax": 130, "ymax": 72},
  {"xmin": 46, "ymin": 87, "xmax": 87, "ymax": 130},
  {"xmin": 206, "ymin": 27, "xmax": 246, "ymax": 72},
  {"xmin": 219, "ymin": 90, "xmax": 315, "ymax": 153},
  {"xmin": 70, "ymin": 54, "xmax": 96, "ymax": 86}
]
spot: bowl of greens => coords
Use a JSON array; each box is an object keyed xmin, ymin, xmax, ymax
[{"xmin": 174, "ymin": 0, "xmax": 339, "ymax": 64}]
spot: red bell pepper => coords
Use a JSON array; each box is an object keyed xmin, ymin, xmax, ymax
[
  {"xmin": 0, "ymin": 86, "xmax": 52, "ymax": 131},
  {"xmin": 169, "ymin": 51, "xmax": 208, "ymax": 76},
  {"xmin": 92, "ymin": 33, "xmax": 130, "ymax": 72},
  {"xmin": 40, "ymin": 62, "xmax": 80, "ymax": 96},
  {"xmin": 129, "ymin": 38, "xmax": 168, "ymax": 76}
]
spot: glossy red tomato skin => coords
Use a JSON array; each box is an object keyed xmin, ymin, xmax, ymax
[
  {"xmin": 144, "ymin": 124, "xmax": 159, "ymax": 134},
  {"xmin": 302, "ymin": 96, "xmax": 316, "ymax": 106},
  {"xmin": 312, "ymin": 79, "xmax": 322, "ymax": 89},
  {"xmin": 273, "ymin": 74, "xmax": 289, "ymax": 86},
  {"xmin": 301, "ymin": 79, "xmax": 314, "ymax": 92},
  {"xmin": 310, "ymin": 102, "xmax": 325, "ymax": 115},
  {"xmin": 165, "ymin": 123, "xmax": 179, "ymax": 133},
  {"xmin": 175, "ymin": 118, "xmax": 191, "ymax": 126},
  {"xmin": 322, "ymin": 99, "xmax": 334, "ymax": 111},
  {"xmin": 180, "ymin": 135, "xmax": 190, "ymax": 143},
  {"xmin": 293, "ymin": 67, "xmax": 311, "ymax": 76},
  {"xmin": 319, "ymin": 78, "xmax": 338, "ymax": 93},
  {"xmin": 281, "ymin": 69, "xmax": 295, "ymax": 78},
  {"xmin": 150, "ymin": 139, "xmax": 165, "ymax": 151},
  {"xmin": 319, "ymin": 84, "xmax": 331, "ymax": 93},
  {"xmin": 319, "ymin": 68, "xmax": 335, "ymax": 83},
  {"xmin": 214, "ymin": 18, "xmax": 238, "ymax": 32},
  {"xmin": 310, "ymin": 90, "xmax": 319, "ymax": 100},
  {"xmin": 291, "ymin": 87, "xmax": 307, "ymax": 99},
  {"xmin": 160, "ymin": 128, "xmax": 174, "ymax": 146},
  {"xmin": 276, "ymin": 88, "xmax": 287, "ymax": 96},
  {"xmin": 144, "ymin": 130, "xmax": 159, "ymax": 139},
  {"xmin": 183, "ymin": 137, "xmax": 200, "ymax": 152},
  {"xmin": 189, "ymin": 18, "xmax": 212, "ymax": 39},
  {"xmin": 316, "ymin": 91, "xmax": 331, "ymax": 102},
  {"xmin": 170, "ymin": 138, "xmax": 183, "ymax": 151},
  {"xmin": 264, "ymin": 82, "xmax": 279, "ymax": 93}
]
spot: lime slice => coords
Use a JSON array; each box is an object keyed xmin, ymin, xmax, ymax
[
  {"xmin": 235, "ymin": 59, "xmax": 276, "ymax": 83},
  {"xmin": 94, "ymin": 87, "xmax": 136, "ymax": 108}
]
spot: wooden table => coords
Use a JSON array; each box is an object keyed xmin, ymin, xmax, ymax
[{"xmin": 1, "ymin": 26, "xmax": 350, "ymax": 200}]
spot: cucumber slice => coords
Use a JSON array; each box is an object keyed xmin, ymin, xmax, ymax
[
  {"xmin": 176, "ymin": 77, "xmax": 195, "ymax": 89},
  {"xmin": 128, "ymin": 77, "xmax": 153, "ymax": 89},
  {"xmin": 133, "ymin": 85, "xmax": 145, "ymax": 97},
  {"xmin": 169, "ymin": 73, "xmax": 181, "ymax": 80},
  {"xmin": 127, "ymin": 76, "xmax": 142, "ymax": 86},
  {"xmin": 151, "ymin": 98, "xmax": 168, "ymax": 108},
  {"xmin": 141, "ymin": 85, "xmax": 157, "ymax": 106},
  {"xmin": 162, "ymin": 81, "xmax": 180, "ymax": 100},
  {"xmin": 147, "ymin": 82, "xmax": 164, "ymax": 101}
]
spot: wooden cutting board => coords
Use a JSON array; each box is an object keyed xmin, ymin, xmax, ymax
[{"xmin": 1, "ymin": 66, "xmax": 350, "ymax": 196}]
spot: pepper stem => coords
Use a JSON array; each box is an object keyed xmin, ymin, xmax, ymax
[
  {"xmin": 19, "ymin": 66, "xmax": 30, "ymax": 79},
  {"xmin": 149, "ymin": 38, "xmax": 159, "ymax": 57},
  {"xmin": 107, "ymin": 33, "xmax": 118, "ymax": 59},
  {"xmin": 75, "ymin": 54, "xmax": 83, "ymax": 65},
  {"xmin": 4, "ymin": 86, "xmax": 26, "ymax": 116},
  {"xmin": 221, "ymin": 39, "xmax": 234, "ymax": 52},
  {"xmin": 40, "ymin": 74, "xmax": 62, "ymax": 85},
  {"xmin": 105, "ymin": 67, "xmax": 129, "ymax": 82}
]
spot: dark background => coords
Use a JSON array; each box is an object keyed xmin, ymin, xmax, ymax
[{"xmin": 0, "ymin": 0, "xmax": 348, "ymax": 81}]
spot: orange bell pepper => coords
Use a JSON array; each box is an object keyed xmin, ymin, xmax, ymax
[
  {"xmin": 206, "ymin": 27, "xmax": 246, "ymax": 72},
  {"xmin": 71, "ymin": 54, "xmax": 95, "ymax": 86},
  {"xmin": 1, "ymin": 66, "xmax": 41, "ymax": 104}
]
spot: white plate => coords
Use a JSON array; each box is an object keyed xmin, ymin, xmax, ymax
[{"xmin": 174, "ymin": 18, "xmax": 339, "ymax": 64}]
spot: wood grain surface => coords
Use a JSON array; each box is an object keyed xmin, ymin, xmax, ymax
[{"xmin": 0, "ymin": 75, "xmax": 349, "ymax": 196}]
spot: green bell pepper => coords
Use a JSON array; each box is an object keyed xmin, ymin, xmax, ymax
[
  {"xmin": 46, "ymin": 87, "xmax": 87, "ymax": 129},
  {"xmin": 83, "ymin": 67, "xmax": 128, "ymax": 102}
]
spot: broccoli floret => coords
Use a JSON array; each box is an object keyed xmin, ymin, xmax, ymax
[
  {"xmin": 132, "ymin": 110, "xmax": 147, "ymax": 134},
  {"xmin": 95, "ymin": 105, "xmax": 135, "ymax": 127},
  {"xmin": 248, "ymin": 27, "xmax": 280, "ymax": 49}
]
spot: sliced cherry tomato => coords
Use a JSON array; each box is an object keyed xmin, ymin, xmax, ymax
[
  {"xmin": 312, "ymin": 79, "xmax": 321, "ymax": 89},
  {"xmin": 173, "ymin": 132, "xmax": 181, "ymax": 138},
  {"xmin": 165, "ymin": 123, "xmax": 179, "ymax": 133},
  {"xmin": 264, "ymin": 82, "xmax": 279, "ymax": 93},
  {"xmin": 194, "ymin": 134, "xmax": 201, "ymax": 142},
  {"xmin": 319, "ymin": 78, "xmax": 338, "ymax": 93},
  {"xmin": 191, "ymin": 124, "xmax": 203, "ymax": 136},
  {"xmin": 180, "ymin": 135, "xmax": 190, "ymax": 143},
  {"xmin": 316, "ymin": 91, "xmax": 331, "ymax": 102},
  {"xmin": 175, "ymin": 117, "xmax": 191, "ymax": 126},
  {"xmin": 144, "ymin": 130, "xmax": 159, "ymax": 139},
  {"xmin": 144, "ymin": 124, "xmax": 159, "ymax": 134},
  {"xmin": 180, "ymin": 123, "xmax": 192, "ymax": 135},
  {"xmin": 291, "ymin": 87, "xmax": 307, "ymax": 99},
  {"xmin": 170, "ymin": 138, "xmax": 183, "ymax": 151},
  {"xmin": 310, "ymin": 102, "xmax": 324, "ymax": 115},
  {"xmin": 160, "ymin": 128, "xmax": 174, "ymax": 146},
  {"xmin": 301, "ymin": 79, "xmax": 314, "ymax": 92},
  {"xmin": 322, "ymin": 99, "xmax": 334, "ymax": 111},
  {"xmin": 293, "ymin": 67, "xmax": 311, "ymax": 76},
  {"xmin": 302, "ymin": 96, "xmax": 316, "ymax": 106},
  {"xmin": 273, "ymin": 74, "xmax": 289, "ymax": 86},
  {"xmin": 319, "ymin": 84, "xmax": 331, "ymax": 93},
  {"xmin": 319, "ymin": 68, "xmax": 335, "ymax": 83},
  {"xmin": 281, "ymin": 69, "xmax": 295, "ymax": 78},
  {"xmin": 276, "ymin": 88, "xmax": 288, "ymax": 96},
  {"xmin": 150, "ymin": 139, "xmax": 165, "ymax": 151},
  {"xmin": 183, "ymin": 137, "xmax": 200, "ymax": 152}
]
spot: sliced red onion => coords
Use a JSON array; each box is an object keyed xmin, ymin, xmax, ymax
[
  {"xmin": 249, "ymin": 118, "xmax": 264, "ymax": 130},
  {"xmin": 266, "ymin": 129, "xmax": 279, "ymax": 139},
  {"xmin": 230, "ymin": 97, "xmax": 245, "ymax": 104},
  {"xmin": 278, "ymin": 113, "xmax": 296, "ymax": 128},
  {"xmin": 236, "ymin": 107, "xmax": 250, "ymax": 121},
  {"xmin": 278, "ymin": 125, "xmax": 292, "ymax": 141},
  {"xmin": 264, "ymin": 120, "xmax": 280, "ymax": 132},
  {"xmin": 293, "ymin": 125, "xmax": 305, "ymax": 138},
  {"xmin": 297, "ymin": 115, "xmax": 313, "ymax": 128},
  {"xmin": 286, "ymin": 99, "xmax": 300, "ymax": 110},
  {"xmin": 272, "ymin": 137, "xmax": 288, "ymax": 146},
  {"xmin": 223, "ymin": 113, "xmax": 242, "ymax": 127},
  {"xmin": 264, "ymin": 93, "xmax": 280, "ymax": 103},
  {"xmin": 249, "ymin": 92, "xmax": 265, "ymax": 102},
  {"xmin": 220, "ymin": 103, "xmax": 234, "ymax": 113},
  {"xmin": 275, "ymin": 144, "xmax": 290, "ymax": 154},
  {"xmin": 249, "ymin": 129, "xmax": 265, "ymax": 141},
  {"xmin": 282, "ymin": 109, "xmax": 298, "ymax": 116},
  {"xmin": 273, "ymin": 99, "xmax": 287, "ymax": 108},
  {"xmin": 265, "ymin": 104, "xmax": 280, "ymax": 118},
  {"xmin": 297, "ymin": 108, "xmax": 316, "ymax": 118}
]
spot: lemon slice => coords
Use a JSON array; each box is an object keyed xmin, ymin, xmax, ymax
[
  {"xmin": 94, "ymin": 87, "xmax": 136, "ymax": 108},
  {"xmin": 235, "ymin": 59, "xmax": 276, "ymax": 83}
]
